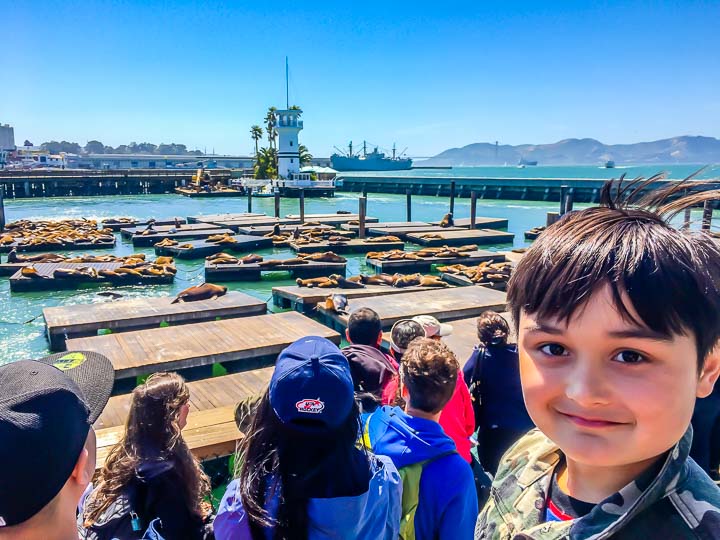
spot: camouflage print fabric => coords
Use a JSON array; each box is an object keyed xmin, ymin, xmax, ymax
[{"xmin": 475, "ymin": 427, "xmax": 720, "ymax": 539}]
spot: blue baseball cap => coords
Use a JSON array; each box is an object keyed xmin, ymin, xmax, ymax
[{"xmin": 269, "ymin": 336, "xmax": 354, "ymax": 432}]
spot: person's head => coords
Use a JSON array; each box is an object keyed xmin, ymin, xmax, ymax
[
  {"xmin": 508, "ymin": 176, "xmax": 720, "ymax": 471},
  {"xmin": 412, "ymin": 315, "xmax": 453, "ymax": 341},
  {"xmin": 237, "ymin": 336, "xmax": 368, "ymax": 539},
  {"xmin": 390, "ymin": 319, "xmax": 425, "ymax": 358},
  {"xmin": 346, "ymin": 307, "xmax": 382, "ymax": 347},
  {"xmin": 400, "ymin": 337, "xmax": 459, "ymax": 417},
  {"xmin": 0, "ymin": 351, "xmax": 113, "ymax": 538},
  {"xmin": 477, "ymin": 310, "xmax": 510, "ymax": 347},
  {"xmin": 84, "ymin": 372, "xmax": 209, "ymax": 525}
]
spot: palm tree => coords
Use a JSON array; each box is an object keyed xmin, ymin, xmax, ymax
[
  {"xmin": 289, "ymin": 105, "xmax": 302, "ymax": 117},
  {"xmin": 299, "ymin": 144, "xmax": 312, "ymax": 166},
  {"xmin": 254, "ymin": 147, "xmax": 277, "ymax": 179},
  {"xmin": 250, "ymin": 125, "xmax": 263, "ymax": 157},
  {"xmin": 264, "ymin": 107, "xmax": 277, "ymax": 150}
]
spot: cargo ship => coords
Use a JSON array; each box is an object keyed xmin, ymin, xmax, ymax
[{"xmin": 331, "ymin": 141, "xmax": 412, "ymax": 171}]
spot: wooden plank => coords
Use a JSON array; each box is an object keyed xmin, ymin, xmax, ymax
[
  {"xmin": 154, "ymin": 235, "xmax": 273, "ymax": 259},
  {"xmin": 406, "ymin": 229, "xmax": 514, "ymax": 247},
  {"xmin": 131, "ymin": 228, "xmax": 235, "ymax": 247},
  {"xmin": 187, "ymin": 213, "xmax": 265, "ymax": 224},
  {"xmin": 272, "ymin": 284, "xmax": 437, "ymax": 313},
  {"xmin": 43, "ymin": 291, "xmax": 267, "ymax": 351},
  {"xmin": 290, "ymin": 238, "xmax": 405, "ymax": 254},
  {"xmin": 119, "ymin": 222, "xmax": 221, "ymax": 239},
  {"xmin": 66, "ymin": 311, "xmax": 341, "ymax": 380},
  {"xmin": 316, "ymin": 286, "xmax": 507, "ymax": 331},
  {"xmin": 205, "ymin": 259, "xmax": 347, "ymax": 281},
  {"xmin": 94, "ymin": 368, "xmax": 273, "ymax": 429},
  {"xmin": 430, "ymin": 217, "xmax": 509, "ymax": 230},
  {"xmin": 366, "ymin": 250, "xmax": 504, "ymax": 273}
]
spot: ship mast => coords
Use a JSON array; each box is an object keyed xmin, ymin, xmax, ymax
[{"xmin": 285, "ymin": 56, "xmax": 289, "ymax": 109}]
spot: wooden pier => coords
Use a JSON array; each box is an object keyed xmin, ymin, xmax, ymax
[
  {"xmin": 43, "ymin": 291, "xmax": 267, "ymax": 351},
  {"xmin": 119, "ymin": 222, "xmax": 221, "ymax": 240},
  {"xmin": 430, "ymin": 217, "xmax": 509, "ymax": 229},
  {"xmin": 366, "ymin": 225, "xmax": 462, "ymax": 239},
  {"xmin": 131, "ymin": 228, "xmax": 235, "ymax": 247},
  {"xmin": 207, "ymin": 217, "xmax": 302, "ymax": 231},
  {"xmin": 366, "ymin": 250, "xmax": 504, "ymax": 273},
  {"xmin": 315, "ymin": 286, "xmax": 507, "ymax": 331},
  {"xmin": 272, "ymin": 283, "xmax": 435, "ymax": 313},
  {"xmin": 101, "ymin": 218, "xmax": 187, "ymax": 232},
  {"xmin": 205, "ymin": 259, "xmax": 347, "ymax": 281},
  {"xmin": 154, "ymin": 235, "xmax": 273, "ymax": 259},
  {"xmin": 9, "ymin": 262, "xmax": 174, "ymax": 292},
  {"xmin": 65, "ymin": 311, "xmax": 341, "ymax": 382},
  {"xmin": 289, "ymin": 238, "xmax": 405, "ymax": 254},
  {"xmin": 187, "ymin": 212, "xmax": 264, "ymax": 224},
  {"xmin": 235, "ymin": 224, "xmax": 335, "ymax": 236},
  {"xmin": 285, "ymin": 213, "xmax": 379, "ymax": 226},
  {"xmin": 405, "ymin": 229, "xmax": 515, "ymax": 247}
]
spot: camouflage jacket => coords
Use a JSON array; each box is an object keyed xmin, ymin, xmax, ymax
[{"xmin": 475, "ymin": 427, "xmax": 720, "ymax": 539}]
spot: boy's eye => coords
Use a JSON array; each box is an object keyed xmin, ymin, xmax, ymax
[
  {"xmin": 539, "ymin": 343, "xmax": 568, "ymax": 356},
  {"xmin": 613, "ymin": 350, "xmax": 645, "ymax": 364}
]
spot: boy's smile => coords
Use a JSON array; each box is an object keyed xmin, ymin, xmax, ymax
[{"xmin": 518, "ymin": 284, "xmax": 720, "ymax": 472}]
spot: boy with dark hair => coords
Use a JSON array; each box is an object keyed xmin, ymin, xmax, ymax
[
  {"xmin": 343, "ymin": 307, "xmax": 398, "ymax": 410},
  {"xmin": 364, "ymin": 337, "xmax": 478, "ymax": 539},
  {"xmin": 0, "ymin": 351, "xmax": 113, "ymax": 540},
  {"xmin": 475, "ymin": 179, "xmax": 720, "ymax": 539}
]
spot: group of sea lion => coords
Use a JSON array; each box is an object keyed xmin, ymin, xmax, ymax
[
  {"xmin": 206, "ymin": 233, "xmax": 237, "ymax": 244},
  {"xmin": 1, "ymin": 218, "xmax": 115, "ymax": 248},
  {"xmin": 8, "ymin": 250, "xmax": 150, "ymax": 265},
  {"xmin": 206, "ymin": 252, "xmax": 263, "ymax": 265},
  {"xmin": 265, "ymin": 225, "xmax": 356, "ymax": 247},
  {"xmin": 296, "ymin": 271, "xmax": 449, "ymax": 289},
  {"xmin": 101, "ymin": 217, "xmax": 137, "ymax": 226},
  {"xmin": 438, "ymin": 261, "xmax": 512, "ymax": 290},
  {"xmin": 19, "ymin": 255, "xmax": 176, "ymax": 282},
  {"xmin": 366, "ymin": 244, "xmax": 478, "ymax": 261}
]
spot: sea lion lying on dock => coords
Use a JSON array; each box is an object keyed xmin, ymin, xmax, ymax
[
  {"xmin": 392, "ymin": 273, "xmax": 449, "ymax": 288},
  {"xmin": 358, "ymin": 273, "xmax": 396, "ymax": 286},
  {"xmin": 155, "ymin": 256, "xmax": 174, "ymax": 265},
  {"xmin": 299, "ymin": 252, "xmax": 347, "ymax": 263},
  {"xmin": 296, "ymin": 276, "xmax": 336, "ymax": 288},
  {"xmin": 206, "ymin": 253, "xmax": 239, "ymax": 265},
  {"xmin": 258, "ymin": 258, "xmax": 309, "ymax": 268},
  {"xmin": 329, "ymin": 274, "xmax": 365, "ymax": 289},
  {"xmin": 337, "ymin": 210, "xmax": 352, "ymax": 215},
  {"xmin": 240, "ymin": 254, "xmax": 264, "ymax": 264},
  {"xmin": 7, "ymin": 249, "xmax": 66, "ymax": 263},
  {"xmin": 323, "ymin": 293, "xmax": 348, "ymax": 314},
  {"xmin": 439, "ymin": 213, "xmax": 454, "ymax": 228},
  {"xmin": 171, "ymin": 283, "xmax": 228, "ymax": 303},
  {"xmin": 365, "ymin": 236, "xmax": 402, "ymax": 243},
  {"xmin": 155, "ymin": 238, "xmax": 178, "ymax": 247},
  {"xmin": 20, "ymin": 266, "xmax": 48, "ymax": 279},
  {"xmin": 207, "ymin": 234, "xmax": 237, "ymax": 243}
]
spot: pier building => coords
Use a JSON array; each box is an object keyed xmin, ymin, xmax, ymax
[
  {"xmin": 66, "ymin": 153, "xmax": 255, "ymax": 170},
  {"xmin": 0, "ymin": 124, "xmax": 15, "ymax": 151}
]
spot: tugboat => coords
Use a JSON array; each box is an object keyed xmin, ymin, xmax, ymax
[{"xmin": 331, "ymin": 141, "xmax": 412, "ymax": 171}]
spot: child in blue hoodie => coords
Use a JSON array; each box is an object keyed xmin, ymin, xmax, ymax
[
  {"xmin": 213, "ymin": 336, "xmax": 402, "ymax": 540},
  {"xmin": 364, "ymin": 337, "xmax": 478, "ymax": 539}
]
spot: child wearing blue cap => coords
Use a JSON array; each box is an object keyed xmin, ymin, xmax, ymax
[{"xmin": 213, "ymin": 336, "xmax": 402, "ymax": 540}]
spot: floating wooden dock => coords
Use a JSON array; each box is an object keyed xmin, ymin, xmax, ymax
[
  {"xmin": 101, "ymin": 218, "xmax": 187, "ymax": 232},
  {"xmin": 0, "ymin": 262, "xmax": 29, "ymax": 276},
  {"xmin": 366, "ymin": 250, "xmax": 504, "ymax": 273},
  {"xmin": 440, "ymin": 272, "xmax": 507, "ymax": 290},
  {"xmin": 187, "ymin": 212, "xmax": 264, "ymax": 224},
  {"xmin": 315, "ymin": 286, "xmax": 507, "ymax": 331},
  {"xmin": 175, "ymin": 187, "xmax": 244, "ymax": 197},
  {"xmin": 272, "ymin": 283, "xmax": 436, "ymax": 313},
  {"xmin": 405, "ymin": 229, "xmax": 514, "ymax": 247},
  {"xmin": 430, "ymin": 217, "xmax": 509, "ymax": 230},
  {"xmin": 43, "ymin": 291, "xmax": 267, "ymax": 351},
  {"xmin": 154, "ymin": 235, "xmax": 273, "ymax": 259},
  {"xmin": 290, "ymin": 238, "xmax": 405, "ymax": 254},
  {"xmin": 119, "ymin": 222, "xmax": 221, "ymax": 240},
  {"xmin": 499, "ymin": 249, "xmax": 527, "ymax": 265},
  {"xmin": 340, "ymin": 221, "xmax": 430, "ymax": 232},
  {"xmin": 9, "ymin": 262, "xmax": 174, "ymax": 292},
  {"xmin": 366, "ymin": 225, "xmax": 462, "ymax": 239},
  {"xmin": 0, "ymin": 239, "xmax": 116, "ymax": 253},
  {"xmin": 131, "ymin": 228, "xmax": 235, "ymax": 247},
  {"xmin": 285, "ymin": 213, "xmax": 380, "ymax": 226},
  {"xmin": 205, "ymin": 259, "xmax": 347, "ymax": 281},
  {"xmin": 94, "ymin": 368, "xmax": 274, "ymax": 429},
  {"xmin": 208, "ymin": 217, "xmax": 302, "ymax": 231},
  {"xmin": 65, "ymin": 311, "xmax": 341, "ymax": 382},
  {"xmin": 235, "ymin": 224, "xmax": 335, "ymax": 236}
]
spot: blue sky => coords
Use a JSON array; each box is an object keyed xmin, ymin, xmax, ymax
[{"xmin": 3, "ymin": 0, "xmax": 719, "ymax": 157}]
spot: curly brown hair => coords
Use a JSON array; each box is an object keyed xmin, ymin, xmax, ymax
[
  {"xmin": 83, "ymin": 372, "xmax": 211, "ymax": 525},
  {"xmin": 398, "ymin": 337, "xmax": 458, "ymax": 414}
]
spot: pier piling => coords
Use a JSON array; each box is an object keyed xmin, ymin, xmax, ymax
[
  {"xmin": 450, "ymin": 181, "xmax": 456, "ymax": 214},
  {"xmin": 247, "ymin": 188, "xmax": 253, "ymax": 213},
  {"xmin": 299, "ymin": 189, "xmax": 305, "ymax": 223},
  {"xmin": 406, "ymin": 189, "xmax": 412, "ymax": 222},
  {"xmin": 274, "ymin": 192, "xmax": 281, "ymax": 218},
  {"xmin": 565, "ymin": 189, "xmax": 574, "ymax": 213},
  {"xmin": 702, "ymin": 200, "xmax": 713, "ymax": 231},
  {"xmin": 359, "ymin": 197, "xmax": 367, "ymax": 239},
  {"xmin": 559, "ymin": 185, "xmax": 569, "ymax": 214},
  {"xmin": 470, "ymin": 191, "xmax": 477, "ymax": 228},
  {"xmin": 0, "ymin": 186, "xmax": 5, "ymax": 232}
]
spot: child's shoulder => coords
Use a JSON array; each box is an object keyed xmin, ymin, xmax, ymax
[{"xmin": 494, "ymin": 428, "xmax": 559, "ymax": 483}]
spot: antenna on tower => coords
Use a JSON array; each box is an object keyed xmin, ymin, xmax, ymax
[{"xmin": 285, "ymin": 56, "xmax": 289, "ymax": 109}]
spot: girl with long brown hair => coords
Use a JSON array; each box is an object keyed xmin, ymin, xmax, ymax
[{"xmin": 79, "ymin": 372, "xmax": 212, "ymax": 539}]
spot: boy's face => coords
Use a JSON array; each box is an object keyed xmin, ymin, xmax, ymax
[{"xmin": 518, "ymin": 284, "xmax": 720, "ymax": 469}]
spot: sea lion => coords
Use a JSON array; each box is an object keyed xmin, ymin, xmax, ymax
[
  {"xmin": 420, "ymin": 233, "xmax": 443, "ymax": 240},
  {"xmin": 392, "ymin": 273, "xmax": 424, "ymax": 288},
  {"xmin": 140, "ymin": 228, "xmax": 158, "ymax": 236},
  {"xmin": 323, "ymin": 293, "xmax": 348, "ymax": 314},
  {"xmin": 296, "ymin": 276, "xmax": 336, "ymax": 288},
  {"xmin": 98, "ymin": 269, "xmax": 123, "ymax": 278},
  {"xmin": 258, "ymin": 258, "xmax": 308, "ymax": 268},
  {"xmin": 174, "ymin": 217, "xmax": 183, "ymax": 228},
  {"xmin": 300, "ymin": 252, "xmax": 347, "ymax": 263},
  {"xmin": 114, "ymin": 267, "xmax": 143, "ymax": 277},
  {"xmin": 155, "ymin": 238, "xmax": 178, "ymax": 247},
  {"xmin": 359, "ymin": 273, "xmax": 396, "ymax": 286},
  {"xmin": 337, "ymin": 210, "xmax": 352, "ymax": 215},
  {"xmin": 7, "ymin": 249, "xmax": 65, "ymax": 263},
  {"xmin": 97, "ymin": 291, "xmax": 124, "ymax": 299},
  {"xmin": 292, "ymin": 227, "xmax": 302, "ymax": 240},
  {"xmin": 177, "ymin": 243, "xmax": 194, "ymax": 249},
  {"xmin": 207, "ymin": 234, "xmax": 236, "ymax": 243},
  {"xmin": 365, "ymin": 236, "xmax": 402, "ymax": 243},
  {"xmin": 210, "ymin": 257, "xmax": 239, "ymax": 265},
  {"xmin": 304, "ymin": 221, "xmax": 322, "ymax": 226},
  {"xmin": 21, "ymin": 266, "xmax": 48, "ymax": 279},
  {"xmin": 154, "ymin": 256, "xmax": 174, "ymax": 265},
  {"xmin": 240, "ymin": 254, "xmax": 263, "ymax": 264},
  {"xmin": 0, "ymin": 235, "xmax": 16, "ymax": 245},
  {"xmin": 270, "ymin": 223, "xmax": 281, "ymax": 236},
  {"xmin": 418, "ymin": 275, "xmax": 450, "ymax": 288},
  {"xmin": 171, "ymin": 283, "xmax": 228, "ymax": 303},
  {"xmin": 329, "ymin": 274, "xmax": 366, "ymax": 289},
  {"xmin": 439, "ymin": 213, "xmax": 454, "ymax": 228},
  {"xmin": 347, "ymin": 220, "xmax": 360, "ymax": 226}
]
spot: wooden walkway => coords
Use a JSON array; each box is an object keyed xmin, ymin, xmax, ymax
[
  {"xmin": 131, "ymin": 228, "xmax": 235, "ymax": 247},
  {"xmin": 119, "ymin": 222, "xmax": 221, "ymax": 239},
  {"xmin": 206, "ymin": 259, "xmax": 347, "ymax": 281},
  {"xmin": 95, "ymin": 368, "xmax": 273, "ymax": 429},
  {"xmin": 101, "ymin": 218, "xmax": 187, "ymax": 232},
  {"xmin": 43, "ymin": 291, "xmax": 267, "ymax": 351},
  {"xmin": 236, "ymin": 224, "xmax": 335, "ymax": 236},
  {"xmin": 272, "ymin": 283, "xmax": 433, "ymax": 313},
  {"xmin": 9, "ymin": 262, "xmax": 174, "ymax": 292},
  {"xmin": 316, "ymin": 286, "xmax": 507, "ymax": 331},
  {"xmin": 405, "ymin": 229, "xmax": 515, "ymax": 247},
  {"xmin": 430, "ymin": 217, "xmax": 509, "ymax": 229},
  {"xmin": 66, "ymin": 311, "xmax": 341, "ymax": 381},
  {"xmin": 154, "ymin": 235, "xmax": 273, "ymax": 259},
  {"xmin": 290, "ymin": 238, "xmax": 405, "ymax": 254},
  {"xmin": 366, "ymin": 250, "xmax": 504, "ymax": 273}
]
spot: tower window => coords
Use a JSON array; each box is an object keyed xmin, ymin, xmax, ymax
[
  {"xmin": 290, "ymin": 141, "xmax": 293, "ymax": 146},
  {"xmin": 291, "ymin": 158, "xmax": 294, "ymax": 163}
]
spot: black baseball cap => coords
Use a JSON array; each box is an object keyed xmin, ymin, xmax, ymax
[{"xmin": 0, "ymin": 351, "xmax": 114, "ymax": 527}]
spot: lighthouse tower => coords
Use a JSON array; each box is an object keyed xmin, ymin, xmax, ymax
[{"xmin": 276, "ymin": 108, "xmax": 303, "ymax": 179}]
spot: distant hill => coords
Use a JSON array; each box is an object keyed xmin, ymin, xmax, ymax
[{"xmin": 422, "ymin": 136, "xmax": 720, "ymax": 166}]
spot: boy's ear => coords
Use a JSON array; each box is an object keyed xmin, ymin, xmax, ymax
[
  {"xmin": 376, "ymin": 331, "xmax": 383, "ymax": 348},
  {"xmin": 72, "ymin": 446, "xmax": 92, "ymax": 486},
  {"xmin": 345, "ymin": 328, "xmax": 351, "ymax": 343},
  {"xmin": 697, "ymin": 344, "xmax": 720, "ymax": 399}
]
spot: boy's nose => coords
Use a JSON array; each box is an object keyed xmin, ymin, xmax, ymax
[{"xmin": 564, "ymin": 360, "xmax": 611, "ymax": 407}]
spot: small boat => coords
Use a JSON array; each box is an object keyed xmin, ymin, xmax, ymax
[{"xmin": 605, "ymin": 160, "xmax": 615, "ymax": 168}]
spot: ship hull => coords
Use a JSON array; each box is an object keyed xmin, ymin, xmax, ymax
[{"xmin": 331, "ymin": 156, "xmax": 412, "ymax": 171}]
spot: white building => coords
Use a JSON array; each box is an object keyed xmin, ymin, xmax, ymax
[
  {"xmin": 0, "ymin": 124, "xmax": 15, "ymax": 151},
  {"xmin": 275, "ymin": 108, "xmax": 303, "ymax": 179},
  {"xmin": 66, "ymin": 154, "xmax": 254, "ymax": 170}
]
